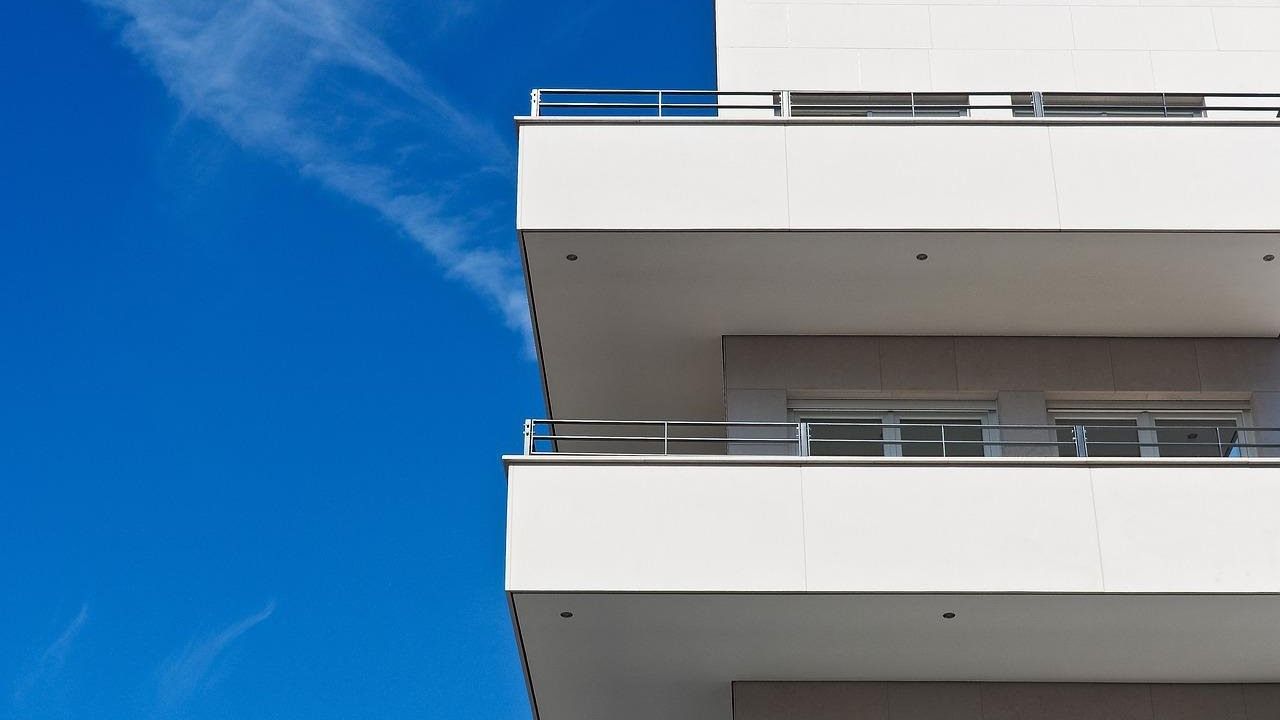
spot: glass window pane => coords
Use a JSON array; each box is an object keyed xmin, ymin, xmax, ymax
[
  {"xmin": 901, "ymin": 419, "xmax": 984, "ymax": 457},
  {"xmin": 1057, "ymin": 418, "xmax": 1142, "ymax": 457},
  {"xmin": 1155, "ymin": 419, "xmax": 1241, "ymax": 457},
  {"xmin": 806, "ymin": 418, "xmax": 884, "ymax": 456}
]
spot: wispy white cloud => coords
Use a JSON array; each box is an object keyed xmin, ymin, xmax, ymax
[
  {"xmin": 88, "ymin": 0, "xmax": 530, "ymax": 341},
  {"xmin": 12, "ymin": 603, "xmax": 89, "ymax": 705},
  {"xmin": 155, "ymin": 601, "xmax": 275, "ymax": 714}
]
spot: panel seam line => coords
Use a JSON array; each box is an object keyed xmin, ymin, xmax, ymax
[{"xmin": 1089, "ymin": 467, "xmax": 1109, "ymax": 592}]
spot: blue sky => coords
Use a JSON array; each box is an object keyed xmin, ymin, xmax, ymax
[{"xmin": 0, "ymin": 2, "xmax": 713, "ymax": 718}]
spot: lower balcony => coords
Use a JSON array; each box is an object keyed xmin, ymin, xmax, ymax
[{"xmin": 506, "ymin": 425, "xmax": 1280, "ymax": 720}]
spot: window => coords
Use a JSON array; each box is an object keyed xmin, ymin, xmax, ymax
[
  {"xmin": 1050, "ymin": 408, "xmax": 1248, "ymax": 458},
  {"xmin": 790, "ymin": 93, "xmax": 970, "ymax": 118},
  {"xmin": 807, "ymin": 417, "xmax": 885, "ymax": 457},
  {"xmin": 792, "ymin": 401, "xmax": 998, "ymax": 457},
  {"xmin": 1012, "ymin": 93, "xmax": 1206, "ymax": 118}
]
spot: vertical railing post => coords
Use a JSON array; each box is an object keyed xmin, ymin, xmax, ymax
[
  {"xmin": 1162, "ymin": 92, "xmax": 1169, "ymax": 118},
  {"xmin": 530, "ymin": 89, "xmax": 541, "ymax": 117},
  {"xmin": 1215, "ymin": 426, "xmax": 1224, "ymax": 458},
  {"xmin": 780, "ymin": 90, "xmax": 792, "ymax": 118},
  {"xmin": 523, "ymin": 419, "xmax": 534, "ymax": 455},
  {"xmin": 911, "ymin": 91, "xmax": 917, "ymax": 118},
  {"xmin": 1032, "ymin": 91, "xmax": 1045, "ymax": 118},
  {"xmin": 1074, "ymin": 425, "xmax": 1089, "ymax": 457},
  {"xmin": 657, "ymin": 90, "xmax": 664, "ymax": 117},
  {"xmin": 663, "ymin": 421, "xmax": 669, "ymax": 455},
  {"xmin": 940, "ymin": 423, "xmax": 947, "ymax": 457},
  {"xmin": 798, "ymin": 422, "xmax": 810, "ymax": 457}
]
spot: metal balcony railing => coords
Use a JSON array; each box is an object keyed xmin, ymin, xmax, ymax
[
  {"xmin": 523, "ymin": 419, "xmax": 1280, "ymax": 459},
  {"xmin": 529, "ymin": 89, "xmax": 1280, "ymax": 120}
]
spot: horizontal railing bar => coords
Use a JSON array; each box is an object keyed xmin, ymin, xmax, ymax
[
  {"xmin": 810, "ymin": 439, "xmax": 1075, "ymax": 446},
  {"xmin": 537, "ymin": 89, "xmax": 777, "ymax": 95},
  {"xmin": 532, "ymin": 435, "xmax": 793, "ymax": 440},
  {"xmin": 533, "ymin": 420, "xmax": 1280, "ymax": 431},
  {"xmin": 531, "ymin": 419, "xmax": 800, "ymax": 426},
  {"xmin": 538, "ymin": 103, "xmax": 780, "ymax": 111},
  {"xmin": 539, "ymin": 90, "xmax": 1280, "ymax": 99}
]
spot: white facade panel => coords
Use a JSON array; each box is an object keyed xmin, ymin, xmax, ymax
[
  {"xmin": 789, "ymin": 5, "xmax": 933, "ymax": 49},
  {"xmin": 1048, "ymin": 125, "xmax": 1280, "ymax": 230},
  {"xmin": 929, "ymin": 50, "xmax": 1078, "ymax": 90},
  {"xmin": 505, "ymin": 464, "xmax": 807, "ymax": 591},
  {"xmin": 715, "ymin": 0, "xmax": 1280, "ymax": 90},
  {"xmin": 715, "ymin": 2, "xmax": 789, "ymax": 48},
  {"xmin": 1143, "ymin": 0, "xmax": 1280, "ymax": 7},
  {"xmin": 718, "ymin": 47, "xmax": 861, "ymax": 90},
  {"xmin": 519, "ymin": 123, "xmax": 1280, "ymax": 232},
  {"xmin": 508, "ymin": 460, "xmax": 1280, "ymax": 594},
  {"xmin": 516, "ymin": 124, "xmax": 790, "ymax": 230},
  {"xmin": 1071, "ymin": 50, "xmax": 1157, "ymax": 89},
  {"xmin": 1211, "ymin": 7, "xmax": 1280, "ymax": 50},
  {"xmin": 929, "ymin": 6, "xmax": 1076, "ymax": 50},
  {"xmin": 783, "ymin": 125, "xmax": 1061, "ymax": 229},
  {"xmin": 1142, "ymin": 7, "xmax": 1218, "ymax": 49},
  {"xmin": 1092, "ymin": 467, "xmax": 1280, "ymax": 591},
  {"xmin": 1070, "ymin": 7, "xmax": 1152, "ymax": 49},
  {"xmin": 802, "ymin": 466, "xmax": 1106, "ymax": 592},
  {"xmin": 1149, "ymin": 50, "xmax": 1280, "ymax": 90},
  {"xmin": 860, "ymin": 50, "xmax": 935, "ymax": 90}
]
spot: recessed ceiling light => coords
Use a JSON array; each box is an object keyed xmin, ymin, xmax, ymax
[
  {"xmin": 916, "ymin": 253, "xmax": 929, "ymax": 261},
  {"xmin": 566, "ymin": 254, "xmax": 579, "ymax": 262},
  {"xmin": 942, "ymin": 612, "xmax": 956, "ymax": 619},
  {"xmin": 1265, "ymin": 254, "xmax": 1276, "ymax": 262},
  {"xmin": 560, "ymin": 611, "xmax": 574, "ymax": 618}
]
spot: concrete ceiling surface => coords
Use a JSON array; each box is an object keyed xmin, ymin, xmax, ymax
[
  {"xmin": 524, "ymin": 230, "xmax": 1280, "ymax": 421},
  {"xmin": 514, "ymin": 592, "xmax": 1280, "ymax": 720}
]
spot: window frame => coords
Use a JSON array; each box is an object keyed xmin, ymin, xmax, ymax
[
  {"xmin": 1047, "ymin": 404, "xmax": 1253, "ymax": 458},
  {"xmin": 790, "ymin": 400, "xmax": 1001, "ymax": 457}
]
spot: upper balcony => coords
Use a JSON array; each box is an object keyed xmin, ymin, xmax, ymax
[
  {"xmin": 519, "ymin": 88, "xmax": 1280, "ymax": 233},
  {"xmin": 516, "ymin": 89, "xmax": 1280, "ymax": 421}
]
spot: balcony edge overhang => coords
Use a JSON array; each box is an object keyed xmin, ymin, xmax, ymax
[
  {"xmin": 504, "ymin": 454, "xmax": 1280, "ymax": 468},
  {"xmin": 517, "ymin": 115, "xmax": 1280, "ymax": 128}
]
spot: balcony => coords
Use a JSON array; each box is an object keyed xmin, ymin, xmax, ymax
[
  {"xmin": 516, "ymin": 90, "xmax": 1280, "ymax": 422},
  {"xmin": 506, "ymin": 419, "xmax": 1280, "ymax": 719},
  {"xmin": 519, "ymin": 88, "xmax": 1280, "ymax": 233},
  {"xmin": 525, "ymin": 418, "xmax": 1280, "ymax": 458}
]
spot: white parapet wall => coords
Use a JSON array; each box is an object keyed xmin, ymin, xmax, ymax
[
  {"xmin": 506, "ymin": 458, "xmax": 1280, "ymax": 593},
  {"xmin": 516, "ymin": 121, "xmax": 1280, "ymax": 232},
  {"xmin": 715, "ymin": 0, "xmax": 1280, "ymax": 92}
]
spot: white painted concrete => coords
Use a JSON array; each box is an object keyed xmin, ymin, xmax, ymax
[
  {"xmin": 517, "ymin": 122, "xmax": 1280, "ymax": 232},
  {"xmin": 514, "ymin": 592, "xmax": 1280, "ymax": 720},
  {"xmin": 715, "ymin": 0, "xmax": 1280, "ymax": 92},
  {"xmin": 506, "ymin": 463, "xmax": 806, "ymax": 591},
  {"xmin": 783, "ymin": 124, "xmax": 1060, "ymax": 230},
  {"xmin": 802, "ymin": 466, "xmax": 1105, "ymax": 591},
  {"xmin": 526, "ymin": 228, "xmax": 1280, "ymax": 421},
  {"xmin": 506, "ymin": 459, "xmax": 1280, "ymax": 594},
  {"xmin": 1049, "ymin": 126, "xmax": 1280, "ymax": 230},
  {"xmin": 516, "ymin": 124, "xmax": 789, "ymax": 230},
  {"xmin": 1092, "ymin": 466, "xmax": 1280, "ymax": 591}
]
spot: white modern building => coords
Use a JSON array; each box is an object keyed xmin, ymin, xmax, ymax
[{"xmin": 506, "ymin": 0, "xmax": 1280, "ymax": 716}]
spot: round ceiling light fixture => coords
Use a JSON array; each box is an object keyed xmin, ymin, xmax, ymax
[
  {"xmin": 560, "ymin": 611, "xmax": 574, "ymax": 618},
  {"xmin": 566, "ymin": 253, "xmax": 579, "ymax": 262},
  {"xmin": 916, "ymin": 253, "xmax": 929, "ymax": 261},
  {"xmin": 1265, "ymin": 254, "xmax": 1276, "ymax": 262},
  {"xmin": 942, "ymin": 612, "xmax": 957, "ymax": 619}
]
